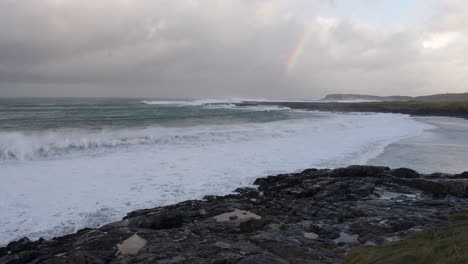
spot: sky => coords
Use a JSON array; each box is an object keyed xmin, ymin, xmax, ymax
[{"xmin": 0, "ymin": 0, "xmax": 467, "ymax": 100}]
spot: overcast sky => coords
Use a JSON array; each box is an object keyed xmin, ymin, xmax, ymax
[{"xmin": 0, "ymin": 0, "xmax": 467, "ymax": 99}]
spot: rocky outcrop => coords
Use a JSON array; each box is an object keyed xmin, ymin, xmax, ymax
[
  {"xmin": 2, "ymin": 166, "xmax": 468, "ymax": 264},
  {"xmin": 322, "ymin": 94, "xmax": 412, "ymax": 101},
  {"xmin": 236, "ymin": 101, "xmax": 468, "ymax": 119},
  {"xmin": 322, "ymin": 92, "xmax": 468, "ymax": 102}
]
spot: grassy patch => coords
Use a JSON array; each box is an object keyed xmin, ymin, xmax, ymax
[{"xmin": 344, "ymin": 220, "xmax": 468, "ymax": 264}]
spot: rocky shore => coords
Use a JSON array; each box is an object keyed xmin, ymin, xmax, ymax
[
  {"xmin": 2, "ymin": 165, "xmax": 468, "ymax": 264},
  {"xmin": 236, "ymin": 101, "xmax": 468, "ymax": 119}
]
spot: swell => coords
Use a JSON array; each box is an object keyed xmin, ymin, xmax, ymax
[
  {"xmin": 0, "ymin": 112, "xmax": 432, "ymax": 245},
  {"xmin": 0, "ymin": 113, "xmax": 431, "ymax": 163},
  {"xmin": 0, "ymin": 121, "xmax": 301, "ymax": 161}
]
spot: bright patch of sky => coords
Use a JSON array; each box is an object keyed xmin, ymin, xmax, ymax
[{"xmin": 293, "ymin": 0, "xmax": 434, "ymax": 30}]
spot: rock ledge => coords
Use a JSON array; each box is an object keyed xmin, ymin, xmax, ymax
[{"xmin": 2, "ymin": 165, "xmax": 468, "ymax": 264}]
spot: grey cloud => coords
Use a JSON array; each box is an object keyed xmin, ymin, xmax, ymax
[{"xmin": 0, "ymin": 0, "xmax": 467, "ymax": 99}]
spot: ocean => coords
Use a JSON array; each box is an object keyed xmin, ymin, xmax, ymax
[{"xmin": 0, "ymin": 98, "xmax": 433, "ymax": 244}]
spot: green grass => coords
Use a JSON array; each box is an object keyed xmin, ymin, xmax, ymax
[{"xmin": 344, "ymin": 215, "xmax": 468, "ymax": 264}]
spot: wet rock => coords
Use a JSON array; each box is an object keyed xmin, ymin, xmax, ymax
[
  {"xmin": 388, "ymin": 177, "xmax": 447, "ymax": 196},
  {"xmin": 443, "ymin": 181, "xmax": 468, "ymax": 197},
  {"xmin": 3, "ymin": 166, "xmax": 468, "ymax": 264},
  {"xmin": 236, "ymin": 253, "xmax": 289, "ymax": 264},
  {"xmin": 390, "ymin": 168, "xmax": 420, "ymax": 178},
  {"xmin": 138, "ymin": 212, "xmax": 183, "ymax": 230},
  {"xmin": 66, "ymin": 255, "xmax": 88, "ymax": 264},
  {"xmin": 251, "ymin": 231, "xmax": 302, "ymax": 245},
  {"xmin": 460, "ymin": 171, "xmax": 468, "ymax": 178},
  {"xmin": 391, "ymin": 221, "xmax": 415, "ymax": 232},
  {"xmin": 331, "ymin": 165, "xmax": 389, "ymax": 178},
  {"xmin": 234, "ymin": 187, "xmax": 259, "ymax": 198},
  {"xmin": 157, "ymin": 256, "xmax": 186, "ymax": 264},
  {"xmin": 240, "ymin": 219, "xmax": 268, "ymax": 233},
  {"xmin": 388, "ymin": 177, "xmax": 468, "ymax": 197}
]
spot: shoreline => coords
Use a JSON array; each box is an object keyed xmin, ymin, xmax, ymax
[
  {"xmin": 236, "ymin": 101, "xmax": 468, "ymax": 119},
  {"xmin": 368, "ymin": 116, "xmax": 468, "ymax": 174},
  {"xmin": 2, "ymin": 101, "xmax": 468, "ymax": 263},
  {"xmin": 0, "ymin": 110, "xmax": 428, "ymax": 246},
  {"xmin": 2, "ymin": 165, "xmax": 468, "ymax": 263}
]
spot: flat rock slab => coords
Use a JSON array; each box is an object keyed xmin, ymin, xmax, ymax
[
  {"xmin": 117, "ymin": 234, "xmax": 147, "ymax": 256},
  {"xmin": 213, "ymin": 209, "xmax": 262, "ymax": 222},
  {"xmin": 303, "ymin": 232, "xmax": 319, "ymax": 239}
]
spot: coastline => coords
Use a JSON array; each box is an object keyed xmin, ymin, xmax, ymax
[
  {"xmin": 2, "ymin": 165, "xmax": 468, "ymax": 263},
  {"xmin": 236, "ymin": 101, "xmax": 468, "ymax": 119},
  {"xmin": 0, "ymin": 110, "xmax": 429, "ymax": 246},
  {"xmin": 368, "ymin": 116, "xmax": 468, "ymax": 174},
  {"xmin": 2, "ymin": 101, "xmax": 468, "ymax": 263}
]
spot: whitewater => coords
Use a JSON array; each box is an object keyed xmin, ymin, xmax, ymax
[{"xmin": 0, "ymin": 98, "xmax": 432, "ymax": 245}]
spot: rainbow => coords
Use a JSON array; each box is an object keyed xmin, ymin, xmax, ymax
[{"xmin": 285, "ymin": 24, "xmax": 313, "ymax": 76}]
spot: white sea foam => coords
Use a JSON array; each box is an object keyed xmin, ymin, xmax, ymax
[
  {"xmin": 141, "ymin": 99, "xmax": 245, "ymax": 106},
  {"xmin": 141, "ymin": 99, "xmax": 293, "ymax": 111},
  {"xmin": 141, "ymin": 98, "xmax": 314, "ymax": 107},
  {"xmin": 0, "ymin": 112, "xmax": 432, "ymax": 245},
  {"xmin": 321, "ymin": 99, "xmax": 381, "ymax": 103},
  {"xmin": 205, "ymin": 104, "xmax": 292, "ymax": 111},
  {"xmin": 0, "ymin": 126, "xmax": 266, "ymax": 161}
]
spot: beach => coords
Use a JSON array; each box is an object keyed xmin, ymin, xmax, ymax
[
  {"xmin": 369, "ymin": 116, "xmax": 468, "ymax": 174},
  {"xmin": 1, "ymin": 99, "xmax": 467, "ymax": 245}
]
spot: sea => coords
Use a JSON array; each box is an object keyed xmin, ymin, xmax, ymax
[{"xmin": 0, "ymin": 97, "xmax": 465, "ymax": 245}]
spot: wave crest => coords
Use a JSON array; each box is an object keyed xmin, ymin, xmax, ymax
[
  {"xmin": 0, "ymin": 123, "xmax": 297, "ymax": 161},
  {"xmin": 141, "ymin": 99, "xmax": 243, "ymax": 106}
]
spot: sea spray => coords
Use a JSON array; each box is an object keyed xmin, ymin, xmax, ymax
[{"xmin": 0, "ymin": 99, "xmax": 432, "ymax": 245}]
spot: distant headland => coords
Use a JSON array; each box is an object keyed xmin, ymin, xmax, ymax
[{"xmin": 322, "ymin": 92, "xmax": 468, "ymax": 102}]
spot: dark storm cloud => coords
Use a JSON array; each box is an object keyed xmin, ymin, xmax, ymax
[{"xmin": 0, "ymin": 0, "xmax": 467, "ymax": 99}]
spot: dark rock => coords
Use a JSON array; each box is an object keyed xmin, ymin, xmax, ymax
[
  {"xmin": 390, "ymin": 168, "xmax": 420, "ymax": 178},
  {"xmin": 426, "ymin": 172, "xmax": 451, "ymax": 179},
  {"xmin": 234, "ymin": 187, "xmax": 258, "ymax": 195},
  {"xmin": 387, "ymin": 177, "xmax": 447, "ymax": 196},
  {"xmin": 3, "ymin": 166, "xmax": 468, "ymax": 264},
  {"xmin": 388, "ymin": 177, "xmax": 468, "ymax": 197},
  {"xmin": 138, "ymin": 212, "xmax": 184, "ymax": 229},
  {"xmin": 229, "ymin": 215, "xmax": 239, "ymax": 221},
  {"xmin": 236, "ymin": 253, "xmax": 289, "ymax": 264},
  {"xmin": 444, "ymin": 181, "xmax": 468, "ymax": 197},
  {"xmin": 240, "ymin": 219, "xmax": 268, "ymax": 233},
  {"xmin": 66, "ymin": 255, "xmax": 88, "ymax": 264},
  {"xmin": 391, "ymin": 221, "xmax": 416, "ymax": 232},
  {"xmin": 300, "ymin": 168, "xmax": 319, "ymax": 175},
  {"xmin": 253, "ymin": 241, "xmax": 307, "ymax": 262},
  {"xmin": 309, "ymin": 225, "xmax": 340, "ymax": 240},
  {"xmin": 157, "ymin": 256, "xmax": 186, "ymax": 264},
  {"xmin": 331, "ymin": 165, "xmax": 389, "ymax": 178}
]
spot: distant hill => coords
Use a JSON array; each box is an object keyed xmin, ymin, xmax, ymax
[
  {"xmin": 322, "ymin": 94, "xmax": 412, "ymax": 101},
  {"xmin": 322, "ymin": 93, "xmax": 468, "ymax": 102},
  {"xmin": 415, "ymin": 93, "xmax": 468, "ymax": 101}
]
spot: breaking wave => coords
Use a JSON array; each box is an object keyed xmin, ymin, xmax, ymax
[
  {"xmin": 0, "ymin": 111, "xmax": 433, "ymax": 245},
  {"xmin": 141, "ymin": 99, "xmax": 244, "ymax": 106},
  {"xmin": 0, "ymin": 119, "xmax": 303, "ymax": 161},
  {"xmin": 140, "ymin": 99, "xmax": 292, "ymax": 111}
]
